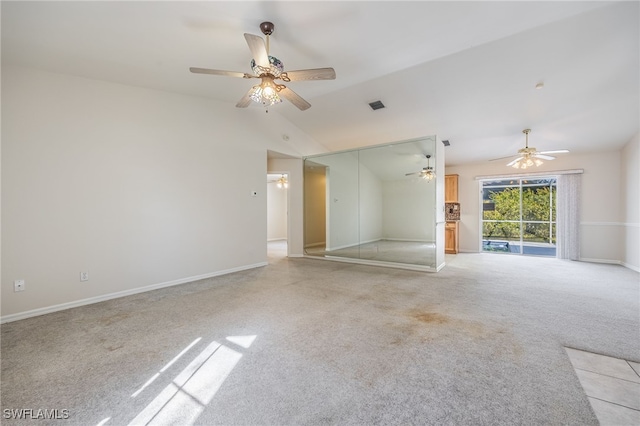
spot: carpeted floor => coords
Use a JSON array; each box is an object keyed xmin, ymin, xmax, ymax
[{"xmin": 1, "ymin": 242, "xmax": 639, "ymax": 425}]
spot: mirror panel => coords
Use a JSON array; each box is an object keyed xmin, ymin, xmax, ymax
[{"xmin": 303, "ymin": 137, "xmax": 440, "ymax": 270}]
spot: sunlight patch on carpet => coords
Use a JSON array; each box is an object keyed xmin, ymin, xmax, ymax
[
  {"xmin": 126, "ymin": 336, "xmax": 256, "ymax": 426},
  {"xmin": 131, "ymin": 337, "xmax": 202, "ymax": 398}
]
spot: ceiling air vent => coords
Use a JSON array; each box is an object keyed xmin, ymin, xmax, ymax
[
  {"xmin": 442, "ymin": 140, "xmax": 450, "ymax": 146},
  {"xmin": 368, "ymin": 100, "xmax": 385, "ymax": 111}
]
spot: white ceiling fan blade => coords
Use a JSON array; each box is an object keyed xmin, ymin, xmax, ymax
[
  {"xmin": 405, "ymin": 172, "xmax": 419, "ymax": 176},
  {"xmin": 282, "ymin": 68, "xmax": 336, "ymax": 81},
  {"xmin": 506, "ymin": 157, "xmax": 524, "ymax": 167},
  {"xmin": 538, "ymin": 149, "xmax": 569, "ymax": 154},
  {"xmin": 190, "ymin": 67, "xmax": 255, "ymax": 79},
  {"xmin": 279, "ymin": 86, "xmax": 311, "ymax": 111},
  {"xmin": 534, "ymin": 154, "xmax": 556, "ymax": 160},
  {"xmin": 489, "ymin": 154, "xmax": 518, "ymax": 161},
  {"xmin": 235, "ymin": 88, "xmax": 254, "ymax": 108},
  {"xmin": 244, "ymin": 33, "xmax": 269, "ymax": 68}
]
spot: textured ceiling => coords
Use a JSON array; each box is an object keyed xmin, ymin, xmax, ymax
[{"xmin": 2, "ymin": 1, "xmax": 638, "ymax": 165}]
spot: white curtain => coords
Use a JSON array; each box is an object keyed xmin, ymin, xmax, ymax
[{"xmin": 556, "ymin": 173, "xmax": 582, "ymax": 260}]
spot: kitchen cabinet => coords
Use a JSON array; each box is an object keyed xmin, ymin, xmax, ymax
[
  {"xmin": 445, "ymin": 174, "xmax": 458, "ymax": 203},
  {"xmin": 445, "ymin": 174, "xmax": 459, "ymax": 254},
  {"xmin": 445, "ymin": 221, "xmax": 459, "ymax": 254}
]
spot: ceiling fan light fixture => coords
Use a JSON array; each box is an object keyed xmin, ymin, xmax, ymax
[
  {"xmin": 276, "ymin": 174, "xmax": 288, "ymax": 189},
  {"xmin": 190, "ymin": 21, "xmax": 335, "ymax": 111},
  {"xmin": 505, "ymin": 129, "xmax": 553, "ymax": 169},
  {"xmin": 421, "ymin": 168, "xmax": 436, "ymax": 180},
  {"xmin": 491, "ymin": 128, "xmax": 568, "ymax": 166},
  {"xmin": 250, "ymin": 76, "xmax": 282, "ymax": 106},
  {"xmin": 405, "ymin": 154, "xmax": 436, "ymax": 180},
  {"xmin": 510, "ymin": 154, "xmax": 544, "ymax": 169},
  {"xmin": 422, "ymin": 155, "xmax": 436, "ymax": 181}
]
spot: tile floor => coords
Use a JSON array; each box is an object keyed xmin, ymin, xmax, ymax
[{"xmin": 565, "ymin": 347, "xmax": 640, "ymax": 425}]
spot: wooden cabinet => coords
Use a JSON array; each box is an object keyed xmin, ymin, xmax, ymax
[
  {"xmin": 445, "ymin": 174, "xmax": 459, "ymax": 203},
  {"xmin": 445, "ymin": 221, "xmax": 459, "ymax": 254},
  {"xmin": 445, "ymin": 174, "xmax": 460, "ymax": 254}
]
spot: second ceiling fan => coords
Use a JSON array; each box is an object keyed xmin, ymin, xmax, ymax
[
  {"xmin": 491, "ymin": 129, "xmax": 569, "ymax": 169},
  {"xmin": 405, "ymin": 155, "xmax": 436, "ymax": 181},
  {"xmin": 190, "ymin": 21, "xmax": 336, "ymax": 111}
]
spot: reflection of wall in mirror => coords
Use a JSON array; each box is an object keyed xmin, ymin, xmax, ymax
[
  {"xmin": 315, "ymin": 153, "xmax": 360, "ymax": 251},
  {"xmin": 303, "ymin": 168, "xmax": 326, "ymax": 248},
  {"xmin": 359, "ymin": 163, "xmax": 383, "ymax": 244},
  {"xmin": 382, "ymin": 179, "xmax": 436, "ymax": 242}
]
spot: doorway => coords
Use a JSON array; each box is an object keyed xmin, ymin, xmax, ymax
[
  {"xmin": 267, "ymin": 172, "xmax": 288, "ymax": 259},
  {"xmin": 481, "ymin": 177, "xmax": 557, "ymax": 257}
]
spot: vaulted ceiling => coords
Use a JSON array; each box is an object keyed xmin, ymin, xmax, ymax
[{"xmin": 2, "ymin": 1, "xmax": 638, "ymax": 165}]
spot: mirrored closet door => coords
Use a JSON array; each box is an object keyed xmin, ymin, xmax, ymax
[{"xmin": 303, "ymin": 136, "xmax": 444, "ymax": 270}]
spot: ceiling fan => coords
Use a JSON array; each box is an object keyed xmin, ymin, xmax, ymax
[
  {"xmin": 190, "ymin": 21, "xmax": 336, "ymax": 111},
  {"xmin": 405, "ymin": 155, "xmax": 436, "ymax": 181},
  {"xmin": 491, "ymin": 129, "xmax": 569, "ymax": 169},
  {"xmin": 268, "ymin": 174, "xmax": 289, "ymax": 188}
]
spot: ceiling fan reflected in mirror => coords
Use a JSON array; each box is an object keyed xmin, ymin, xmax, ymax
[
  {"xmin": 406, "ymin": 154, "xmax": 436, "ymax": 181},
  {"xmin": 268, "ymin": 174, "xmax": 289, "ymax": 189},
  {"xmin": 490, "ymin": 129, "xmax": 569, "ymax": 169},
  {"xmin": 190, "ymin": 21, "xmax": 336, "ymax": 111}
]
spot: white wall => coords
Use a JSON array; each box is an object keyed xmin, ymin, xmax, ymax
[
  {"xmin": 267, "ymin": 181, "xmax": 287, "ymax": 241},
  {"xmin": 1, "ymin": 66, "xmax": 324, "ymax": 320},
  {"xmin": 621, "ymin": 133, "xmax": 640, "ymax": 271},
  {"xmin": 358, "ymin": 163, "xmax": 383, "ymax": 243},
  {"xmin": 435, "ymin": 137, "xmax": 446, "ymax": 270},
  {"xmin": 446, "ymin": 149, "xmax": 628, "ymax": 265}
]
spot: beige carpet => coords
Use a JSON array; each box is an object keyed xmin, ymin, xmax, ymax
[{"xmin": 1, "ymin": 244, "xmax": 638, "ymax": 425}]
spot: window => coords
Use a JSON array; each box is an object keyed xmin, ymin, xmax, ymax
[{"xmin": 481, "ymin": 177, "xmax": 556, "ymax": 256}]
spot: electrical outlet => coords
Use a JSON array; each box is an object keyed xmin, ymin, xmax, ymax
[
  {"xmin": 14, "ymin": 279, "xmax": 25, "ymax": 292},
  {"xmin": 80, "ymin": 271, "xmax": 89, "ymax": 282}
]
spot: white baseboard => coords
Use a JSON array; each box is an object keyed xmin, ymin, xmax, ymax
[
  {"xmin": 321, "ymin": 255, "xmax": 436, "ymax": 272},
  {"xmin": 327, "ymin": 238, "xmax": 425, "ymax": 252},
  {"xmin": 326, "ymin": 242, "xmax": 359, "ymax": 251},
  {"xmin": 0, "ymin": 262, "xmax": 268, "ymax": 324},
  {"xmin": 579, "ymin": 257, "xmax": 623, "ymax": 266},
  {"xmin": 456, "ymin": 251, "xmax": 639, "ymax": 272},
  {"xmin": 383, "ymin": 238, "xmax": 435, "ymax": 244},
  {"xmin": 304, "ymin": 242, "xmax": 325, "ymax": 248},
  {"xmin": 622, "ymin": 262, "xmax": 640, "ymax": 272}
]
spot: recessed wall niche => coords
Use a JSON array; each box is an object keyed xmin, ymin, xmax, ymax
[{"xmin": 303, "ymin": 136, "xmax": 446, "ymax": 271}]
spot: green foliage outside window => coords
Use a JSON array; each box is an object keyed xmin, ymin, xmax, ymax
[{"xmin": 483, "ymin": 186, "xmax": 555, "ymax": 243}]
